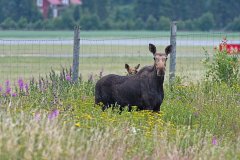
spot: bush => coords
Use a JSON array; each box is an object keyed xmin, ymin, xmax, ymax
[
  {"xmin": 158, "ymin": 16, "xmax": 171, "ymax": 30},
  {"xmin": 197, "ymin": 12, "xmax": 215, "ymax": 31},
  {"xmin": 17, "ymin": 17, "xmax": 28, "ymax": 29},
  {"xmin": 203, "ymin": 38, "xmax": 240, "ymax": 85},
  {"xmin": 0, "ymin": 17, "xmax": 16, "ymax": 29},
  {"xmin": 145, "ymin": 15, "xmax": 158, "ymax": 30},
  {"xmin": 226, "ymin": 16, "xmax": 240, "ymax": 31}
]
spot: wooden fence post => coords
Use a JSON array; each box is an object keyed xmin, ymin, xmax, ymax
[
  {"xmin": 169, "ymin": 21, "xmax": 177, "ymax": 85},
  {"xmin": 72, "ymin": 26, "xmax": 80, "ymax": 83}
]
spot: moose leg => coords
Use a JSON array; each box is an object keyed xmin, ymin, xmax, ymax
[{"xmin": 153, "ymin": 105, "xmax": 160, "ymax": 112}]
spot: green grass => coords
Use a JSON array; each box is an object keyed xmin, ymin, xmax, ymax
[
  {"xmin": 0, "ymin": 30, "xmax": 238, "ymax": 84},
  {"xmin": 0, "ymin": 30, "xmax": 239, "ymax": 39},
  {"xmin": 0, "ymin": 56, "xmax": 205, "ymax": 85},
  {"xmin": 0, "ymin": 71, "xmax": 239, "ymax": 159},
  {"xmin": 0, "ymin": 42, "xmax": 210, "ymax": 84}
]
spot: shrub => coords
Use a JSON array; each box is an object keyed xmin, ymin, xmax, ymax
[
  {"xmin": 0, "ymin": 17, "xmax": 16, "ymax": 29},
  {"xmin": 203, "ymin": 38, "xmax": 240, "ymax": 85}
]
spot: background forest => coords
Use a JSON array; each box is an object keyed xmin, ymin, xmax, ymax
[{"xmin": 0, "ymin": 0, "xmax": 240, "ymax": 31}]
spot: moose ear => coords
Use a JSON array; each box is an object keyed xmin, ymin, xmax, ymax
[
  {"xmin": 125, "ymin": 64, "xmax": 130, "ymax": 70},
  {"xmin": 165, "ymin": 45, "xmax": 172, "ymax": 55},
  {"xmin": 149, "ymin": 43, "xmax": 156, "ymax": 54},
  {"xmin": 135, "ymin": 64, "xmax": 140, "ymax": 69}
]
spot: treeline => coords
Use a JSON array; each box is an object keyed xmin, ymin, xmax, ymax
[{"xmin": 0, "ymin": 0, "xmax": 240, "ymax": 31}]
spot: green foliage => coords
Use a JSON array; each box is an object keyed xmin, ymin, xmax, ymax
[
  {"xmin": 226, "ymin": 16, "xmax": 240, "ymax": 31},
  {"xmin": 203, "ymin": 40, "xmax": 240, "ymax": 85},
  {"xmin": 197, "ymin": 12, "xmax": 215, "ymax": 31},
  {"xmin": 158, "ymin": 16, "xmax": 171, "ymax": 31},
  {"xmin": 0, "ymin": 0, "xmax": 239, "ymax": 30},
  {"xmin": 0, "ymin": 67, "xmax": 240, "ymax": 159},
  {"xmin": 17, "ymin": 17, "xmax": 28, "ymax": 29},
  {"xmin": 145, "ymin": 15, "xmax": 158, "ymax": 30},
  {"xmin": 0, "ymin": 17, "xmax": 17, "ymax": 29}
]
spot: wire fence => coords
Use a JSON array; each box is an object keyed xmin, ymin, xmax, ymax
[{"xmin": 0, "ymin": 31, "xmax": 239, "ymax": 85}]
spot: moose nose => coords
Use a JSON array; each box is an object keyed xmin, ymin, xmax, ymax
[{"xmin": 157, "ymin": 69, "xmax": 165, "ymax": 76}]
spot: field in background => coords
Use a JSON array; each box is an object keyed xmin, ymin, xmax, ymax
[
  {"xmin": 0, "ymin": 30, "xmax": 239, "ymax": 39},
  {"xmin": 0, "ymin": 30, "xmax": 239, "ymax": 84}
]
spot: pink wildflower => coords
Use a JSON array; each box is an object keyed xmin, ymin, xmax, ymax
[
  {"xmin": 48, "ymin": 109, "xmax": 60, "ymax": 120},
  {"xmin": 212, "ymin": 136, "xmax": 218, "ymax": 145},
  {"xmin": 66, "ymin": 74, "xmax": 71, "ymax": 81}
]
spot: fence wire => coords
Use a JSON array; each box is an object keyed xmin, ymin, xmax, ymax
[{"xmin": 0, "ymin": 31, "xmax": 239, "ymax": 85}]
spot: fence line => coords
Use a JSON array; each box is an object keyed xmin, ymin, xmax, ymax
[{"xmin": 0, "ymin": 30, "xmax": 239, "ymax": 85}]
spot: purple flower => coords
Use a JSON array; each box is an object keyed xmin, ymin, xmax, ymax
[
  {"xmin": 66, "ymin": 74, "xmax": 71, "ymax": 81},
  {"xmin": 18, "ymin": 78, "xmax": 24, "ymax": 90},
  {"xmin": 48, "ymin": 109, "xmax": 59, "ymax": 120},
  {"xmin": 5, "ymin": 80, "xmax": 10, "ymax": 87},
  {"xmin": 35, "ymin": 112, "xmax": 41, "ymax": 121},
  {"xmin": 0, "ymin": 85, "xmax": 2, "ymax": 92},
  {"xmin": 5, "ymin": 86, "xmax": 11, "ymax": 95},
  {"xmin": 25, "ymin": 83, "xmax": 29, "ymax": 93},
  {"xmin": 11, "ymin": 93, "xmax": 17, "ymax": 97},
  {"xmin": 212, "ymin": 136, "xmax": 218, "ymax": 145},
  {"xmin": 5, "ymin": 80, "xmax": 11, "ymax": 95}
]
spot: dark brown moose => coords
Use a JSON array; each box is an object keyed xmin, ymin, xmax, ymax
[
  {"xmin": 125, "ymin": 63, "xmax": 140, "ymax": 75},
  {"xmin": 95, "ymin": 44, "xmax": 172, "ymax": 112}
]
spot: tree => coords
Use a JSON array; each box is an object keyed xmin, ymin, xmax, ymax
[
  {"xmin": 226, "ymin": 16, "xmax": 240, "ymax": 31},
  {"xmin": 197, "ymin": 12, "xmax": 214, "ymax": 31},
  {"xmin": 73, "ymin": 5, "xmax": 81, "ymax": 21},
  {"xmin": 146, "ymin": 15, "xmax": 158, "ymax": 30},
  {"xmin": 0, "ymin": 0, "xmax": 42, "ymax": 23},
  {"xmin": 0, "ymin": 18, "xmax": 16, "ymax": 29},
  {"xmin": 158, "ymin": 16, "xmax": 171, "ymax": 30}
]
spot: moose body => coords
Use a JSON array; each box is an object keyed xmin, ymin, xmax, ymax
[{"xmin": 95, "ymin": 44, "xmax": 172, "ymax": 112}]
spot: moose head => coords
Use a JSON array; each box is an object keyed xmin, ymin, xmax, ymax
[
  {"xmin": 125, "ymin": 63, "xmax": 140, "ymax": 75},
  {"xmin": 149, "ymin": 44, "xmax": 172, "ymax": 77}
]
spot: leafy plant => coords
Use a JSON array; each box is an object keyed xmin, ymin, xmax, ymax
[{"xmin": 203, "ymin": 38, "xmax": 240, "ymax": 85}]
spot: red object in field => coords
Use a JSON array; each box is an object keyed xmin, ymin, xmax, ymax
[{"xmin": 219, "ymin": 44, "xmax": 240, "ymax": 54}]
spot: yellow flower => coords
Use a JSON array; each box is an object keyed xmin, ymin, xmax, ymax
[{"xmin": 75, "ymin": 123, "xmax": 81, "ymax": 127}]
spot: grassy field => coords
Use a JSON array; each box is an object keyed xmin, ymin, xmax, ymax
[
  {"xmin": 0, "ymin": 31, "xmax": 239, "ymax": 159},
  {"xmin": 0, "ymin": 30, "xmax": 239, "ymax": 39},
  {"xmin": 0, "ymin": 42, "xmax": 211, "ymax": 84},
  {"xmin": 0, "ymin": 30, "xmax": 238, "ymax": 83},
  {"xmin": 0, "ymin": 69, "xmax": 239, "ymax": 159},
  {"xmin": 0, "ymin": 55, "xmax": 205, "ymax": 84}
]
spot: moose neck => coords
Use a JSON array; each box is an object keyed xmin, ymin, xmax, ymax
[{"xmin": 151, "ymin": 66, "xmax": 165, "ymax": 91}]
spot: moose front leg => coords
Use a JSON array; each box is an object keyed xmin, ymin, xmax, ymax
[{"xmin": 153, "ymin": 105, "xmax": 161, "ymax": 112}]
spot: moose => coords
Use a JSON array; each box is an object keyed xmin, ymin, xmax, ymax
[
  {"xmin": 95, "ymin": 44, "xmax": 172, "ymax": 112},
  {"xmin": 125, "ymin": 63, "xmax": 140, "ymax": 75}
]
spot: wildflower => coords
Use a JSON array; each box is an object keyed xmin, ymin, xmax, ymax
[
  {"xmin": 212, "ymin": 136, "xmax": 217, "ymax": 145},
  {"xmin": 131, "ymin": 127, "xmax": 137, "ymax": 134},
  {"xmin": 5, "ymin": 80, "xmax": 10, "ymax": 87},
  {"xmin": 0, "ymin": 85, "xmax": 2, "ymax": 92},
  {"xmin": 11, "ymin": 93, "xmax": 17, "ymax": 97},
  {"xmin": 35, "ymin": 112, "xmax": 41, "ymax": 121},
  {"xmin": 5, "ymin": 80, "xmax": 11, "ymax": 95},
  {"xmin": 5, "ymin": 86, "xmax": 11, "ymax": 95},
  {"xmin": 75, "ymin": 123, "xmax": 81, "ymax": 127},
  {"xmin": 18, "ymin": 78, "xmax": 24, "ymax": 90},
  {"xmin": 25, "ymin": 83, "xmax": 29, "ymax": 93},
  {"xmin": 48, "ymin": 109, "xmax": 59, "ymax": 120},
  {"xmin": 66, "ymin": 74, "xmax": 71, "ymax": 81}
]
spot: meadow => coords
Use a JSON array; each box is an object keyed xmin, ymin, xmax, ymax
[
  {"xmin": 0, "ymin": 30, "xmax": 239, "ymax": 159},
  {"xmin": 0, "ymin": 68, "xmax": 239, "ymax": 159}
]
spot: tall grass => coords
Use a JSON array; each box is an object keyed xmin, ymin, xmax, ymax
[{"xmin": 0, "ymin": 67, "xmax": 239, "ymax": 159}]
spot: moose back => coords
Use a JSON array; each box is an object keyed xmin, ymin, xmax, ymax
[{"xmin": 95, "ymin": 44, "xmax": 172, "ymax": 112}]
